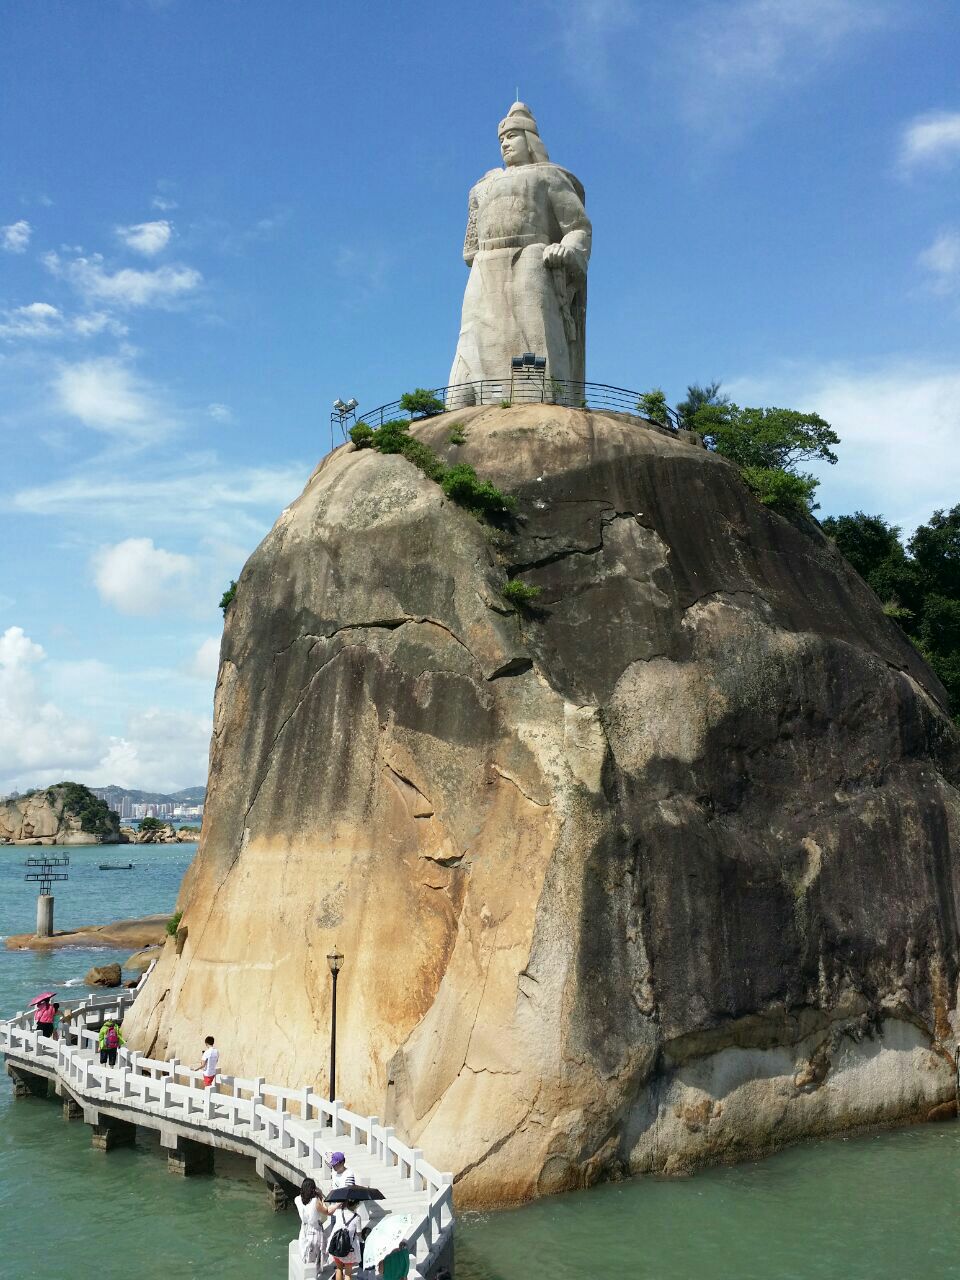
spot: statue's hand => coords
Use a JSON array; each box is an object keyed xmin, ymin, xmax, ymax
[
  {"xmin": 542, "ymin": 243, "xmax": 571, "ymax": 271},
  {"xmin": 543, "ymin": 243, "xmax": 585, "ymax": 280}
]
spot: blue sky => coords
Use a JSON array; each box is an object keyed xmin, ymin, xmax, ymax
[{"xmin": 1, "ymin": 0, "xmax": 959, "ymax": 792}]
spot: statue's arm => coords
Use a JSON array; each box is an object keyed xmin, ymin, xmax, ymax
[
  {"xmin": 463, "ymin": 187, "xmax": 479, "ymax": 266},
  {"xmin": 546, "ymin": 175, "xmax": 592, "ymax": 277}
]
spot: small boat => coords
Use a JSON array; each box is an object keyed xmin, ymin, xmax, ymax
[{"xmin": 98, "ymin": 862, "xmax": 135, "ymax": 871}]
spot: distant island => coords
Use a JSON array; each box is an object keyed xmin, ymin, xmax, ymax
[
  {"xmin": 90, "ymin": 784, "xmax": 206, "ymax": 806},
  {"xmin": 0, "ymin": 782, "xmax": 123, "ymax": 845}
]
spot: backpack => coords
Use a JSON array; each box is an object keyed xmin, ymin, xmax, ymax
[
  {"xmin": 105, "ymin": 1025, "xmax": 119, "ymax": 1049},
  {"xmin": 328, "ymin": 1212, "xmax": 357, "ymax": 1259}
]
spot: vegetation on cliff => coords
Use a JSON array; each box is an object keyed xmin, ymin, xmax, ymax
[
  {"xmin": 349, "ymin": 418, "xmax": 516, "ymax": 522},
  {"xmin": 639, "ymin": 380, "xmax": 840, "ymax": 517},
  {"xmin": 40, "ymin": 782, "xmax": 118, "ymax": 836},
  {"xmin": 220, "ymin": 579, "xmax": 238, "ymax": 614},
  {"xmin": 823, "ymin": 505, "xmax": 960, "ymax": 719}
]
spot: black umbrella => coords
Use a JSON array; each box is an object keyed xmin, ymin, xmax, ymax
[{"xmin": 325, "ymin": 1184, "xmax": 384, "ymax": 1202}]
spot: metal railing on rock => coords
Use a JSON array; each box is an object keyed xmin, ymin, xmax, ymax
[
  {"xmin": 354, "ymin": 374, "xmax": 682, "ymax": 433},
  {"xmin": 0, "ymin": 965, "xmax": 453, "ymax": 1279}
]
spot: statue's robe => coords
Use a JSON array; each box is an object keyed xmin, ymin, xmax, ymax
[{"xmin": 448, "ymin": 162, "xmax": 591, "ymax": 396}]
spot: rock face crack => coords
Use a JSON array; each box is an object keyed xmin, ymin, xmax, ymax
[
  {"xmin": 506, "ymin": 510, "xmax": 639, "ymax": 575},
  {"xmin": 491, "ymin": 763, "xmax": 549, "ymax": 808}
]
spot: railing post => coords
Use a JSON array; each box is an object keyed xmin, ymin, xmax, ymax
[
  {"xmin": 409, "ymin": 1147, "xmax": 423, "ymax": 1188},
  {"xmin": 329, "ymin": 1099, "xmax": 341, "ymax": 1136},
  {"xmin": 380, "ymin": 1126, "xmax": 395, "ymax": 1165},
  {"xmin": 301, "ymin": 1085, "xmax": 311, "ymax": 1121},
  {"xmin": 366, "ymin": 1116, "xmax": 380, "ymax": 1154},
  {"xmin": 251, "ymin": 1077, "xmax": 265, "ymax": 1131}
]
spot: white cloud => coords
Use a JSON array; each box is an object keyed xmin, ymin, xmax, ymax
[
  {"xmin": 0, "ymin": 302, "xmax": 126, "ymax": 341},
  {"xmin": 0, "ymin": 626, "xmax": 102, "ymax": 788},
  {"xmin": 186, "ymin": 636, "xmax": 221, "ymax": 680},
  {"xmin": 92, "ymin": 709, "xmax": 211, "ymax": 793},
  {"xmin": 92, "ymin": 537, "xmax": 194, "ymax": 616},
  {"xmin": 13, "ymin": 458, "xmax": 305, "ymax": 541},
  {"xmin": 918, "ymin": 230, "xmax": 960, "ymax": 293},
  {"xmin": 899, "ymin": 111, "xmax": 960, "ymax": 172},
  {"xmin": 0, "ymin": 302, "xmax": 63, "ymax": 339},
  {"xmin": 672, "ymin": 0, "xmax": 895, "ymax": 137},
  {"xmin": 55, "ymin": 357, "xmax": 172, "ymax": 442},
  {"xmin": 1, "ymin": 220, "xmax": 31, "ymax": 253},
  {"xmin": 44, "ymin": 249, "xmax": 201, "ymax": 308},
  {"xmin": 116, "ymin": 219, "xmax": 173, "ymax": 256},
  {"xmin": 207, "ymin": 402, "xmax": 232, "ymax": 422},
  {"xmin": 727, "ymin": 361, "xmax": 960, "ymax": 535},
  {"xmin": 152, "ymin": 195, "xmax": 178, "ymax": 212},
  {"xmin": 70, "ymin": 311, "xmax": 128, "ymax": 338},
  {"xmin": 0, "ymin": 625, "xmax": 211, "ymax": 793}
]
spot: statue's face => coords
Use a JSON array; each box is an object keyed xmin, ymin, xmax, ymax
[{"xmin": 500, "ymin": 128, "xmax": 531, "ymax": 167}]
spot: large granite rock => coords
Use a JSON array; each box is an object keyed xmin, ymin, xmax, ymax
[
  {"xmin": 85, "ymin": 963, "xmax": 122, "ymax": 988},
  {"xmin": 126, "ymin": 405, "xmax": 960, "ymax": 1207},
  {"xmin": 0, "ymin": 784, "xmax": 122, "ymax": 845}
]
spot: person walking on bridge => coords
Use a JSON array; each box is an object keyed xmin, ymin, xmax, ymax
[
  {"xmin": 33, "ymin": 996, "xmax": 56, "ymax": 1038},
  {"xmin": 196, "ymin": 1035, "xmax": 220, "ymax": 1087},
  {"xmin": 98, "ymin": 1017, "xmax": 123, "ymax": 1067}
]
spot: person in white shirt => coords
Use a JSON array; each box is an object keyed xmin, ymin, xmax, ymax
[
  {"xmin": 196, "ymin": 1035, "xmax": 220, "ymax": 1087},
  {"xmin": 326, "ymin": 1150, "xmax": 357, "ymax": 1191},
  {"xmin": 295, "ymin": 1176, "xmax": 330, "ymax": 1267}
]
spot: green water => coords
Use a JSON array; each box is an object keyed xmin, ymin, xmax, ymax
[{"xmin": 3, "ymin": 847, "xmax": 960, "ymax": 1278}]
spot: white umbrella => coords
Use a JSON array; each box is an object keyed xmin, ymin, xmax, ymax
[{"xmin": 362, "ymin": 1213, "xmax": 416, "ymax": 1268}]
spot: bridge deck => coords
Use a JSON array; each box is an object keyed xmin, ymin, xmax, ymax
[{"xmin": 1, "ymin": 976, "xmax": 453, "ymax": 1278}]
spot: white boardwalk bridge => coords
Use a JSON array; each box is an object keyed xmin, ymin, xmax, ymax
[{"xmin": 0, "ymin": 967, "xmax": 454, "ymax": 1278}]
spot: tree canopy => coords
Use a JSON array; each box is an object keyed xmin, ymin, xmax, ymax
[
  {"xmin": 822, "ymin": 505, "xmax": 960, "ymax": 718},
  {"xmin": 688, "ymin": 396, "xmax": 840, "ymax": 515}
]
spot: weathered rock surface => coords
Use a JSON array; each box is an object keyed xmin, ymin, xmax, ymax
[
  {"xmin": 126, "ymin": 823, "xmax": 200, "ymax": 844},
  {"xmin": 126, "ymin": 405, "xmax": 960, "ymax": 1208},
  {"xmin": 5, "ymin": 913, "xmax": 170, "ymax": 951},
  {"xmin": 124, "ymin": 945, "xmax": 162, "ymax": 973},
  {"xmin": 85, "ymin": 963, "xmax": 122, "ymax": 988},
  {"xmin": 0, "ymin": 784, "xmax": 122, "ymax": 845}
]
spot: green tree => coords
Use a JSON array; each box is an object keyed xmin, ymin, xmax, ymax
[
  {"xmin": 691, "ymin": 404, "xmax": 839, "ymax": 472},
  {"xmin": 399, "ymin": 388, "xmax": 444, "ymax": 419},
  {"xmin": 219, "ymin": 580, "xmax": 237, "ymax": 614},
  {"xmin": 676, "ymin": 380, "xmax": 729, "ymax": 429},
  {"xmin": 690, "ymin": 403, "xmax": 839, "ymax": 514},
  {"xmin": 637, "ymin": 388, "xmax": 670, "ymax": 426},
  {"xmin": 824, "ymin": 504, "xmax": 960, "ymax": 720},
  {"xmin": 908, "ymin": 506, "xmax": 960, "ymax": 600},
  {"xmin": 820, "ymin": 512, "xmax": 905, "ymax": 582}
]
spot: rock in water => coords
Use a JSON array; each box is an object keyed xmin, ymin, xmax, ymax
[
  {"xmin": 126, "ymin": 406, "xmax": 960, "ymax": 1207},
  {"xmin": 85, "ymin": 963, "xmax": 122, "ymax": 988}
]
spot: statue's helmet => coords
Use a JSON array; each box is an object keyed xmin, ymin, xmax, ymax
[{"xmin": 498, "ymin": 101, "xmax": 550, "ymax": 163}]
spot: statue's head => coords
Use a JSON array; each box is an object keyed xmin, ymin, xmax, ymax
[{"xmin": 498, "ymin": 102, "xmax": 549, "ymax": 168}]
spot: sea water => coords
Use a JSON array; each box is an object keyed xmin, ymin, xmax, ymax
[{"xmin": 2, "ymin": 845, "xmax": 960, "ymax": 1279}]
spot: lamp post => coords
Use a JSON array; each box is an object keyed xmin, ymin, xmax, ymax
[
  {"xmin": 327, "ymin": 946, "xmax": 344, "ymax": 1103},
  {"xmin": 330, "ymin": 398, "xmax": 359, "ymax": 449}
]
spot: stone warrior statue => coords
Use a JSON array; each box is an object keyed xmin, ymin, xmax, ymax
[{"xmin": 448, "ymin": 102, "xmax": 591, "ymax": 399}]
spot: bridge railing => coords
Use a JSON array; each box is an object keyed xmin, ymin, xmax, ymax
[
  {"xmin": 0, "ymin": 962, "xmax": 453, "ymax": 1277},
  {"xmin": 353, "ymin": 376, "xmax": 683, "ymax": 433}
]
